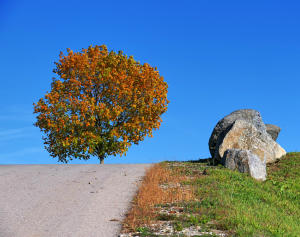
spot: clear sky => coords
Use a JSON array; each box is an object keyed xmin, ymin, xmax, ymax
[{"xmin": 1, "ymin": 0, "xmax": 299, "ymax": 164}]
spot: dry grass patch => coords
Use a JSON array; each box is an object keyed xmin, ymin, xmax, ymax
[{"xmin": 122, "ymin": 163, "xmax": 195, "ymax": 233}]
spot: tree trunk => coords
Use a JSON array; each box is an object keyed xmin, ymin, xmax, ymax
[{"xmin": 100, "ymin": 156, "xmax": 104, "ymax": 164}]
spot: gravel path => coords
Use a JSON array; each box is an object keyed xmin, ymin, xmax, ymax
[{"xmin": 0, "ymin": 164, "xmax": 152, "ymax": 237}]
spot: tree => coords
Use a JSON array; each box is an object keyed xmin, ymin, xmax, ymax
[{"xmin": 33, "ymin": 45, "xmax": 169, "ymax": 164}]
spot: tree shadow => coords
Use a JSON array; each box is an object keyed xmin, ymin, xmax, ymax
[{"xmin": 184, "ymin": 157, "xmax": 215, "ymax": 166}]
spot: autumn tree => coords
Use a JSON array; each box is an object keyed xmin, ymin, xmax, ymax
[{"xmin": 33, "ymin": 45, "xmax": 169, "ymax": 164}]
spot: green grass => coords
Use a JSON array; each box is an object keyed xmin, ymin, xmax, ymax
[
  {"xmin": 135, "ymin": 227, "xmax": 156, "ymax": 237},
  {"xmin": 163, "ymin": 152, "xmax": 300, "ymax": 236}
]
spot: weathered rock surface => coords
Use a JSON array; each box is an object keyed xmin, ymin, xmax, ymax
[
  {"xmin": 217, "ymin": 119, "xmax": 286, "ymax": 164},
  {"xmin": 266, "ymin": 124, "xmax": 281, "ymax": 141},
  {"xmin": 208, "ymin": 109, "xmax": 266, "ymax": 158},
  {"xmin": 222, "ymin": 149, "xmax": 266, "ymax": 181}
]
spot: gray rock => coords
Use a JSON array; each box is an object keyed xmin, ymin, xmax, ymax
[
  {"xmin": 217, "ymin": 119, "xmax": 286, "ymax": 164},
  {"xmin": 209, "ymin": 109, "xmax": 267, "ymax": 161},
  {"xmin": 266, "ymin": 124, "xmax": 281, "ymax": 141},
  {"xmin": 222, "ymin": 149, "xmax": 267, "ymax": 181}
]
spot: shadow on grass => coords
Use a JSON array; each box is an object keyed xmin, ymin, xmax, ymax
[
  {"xmin": 186, "ymin": 157, "xmax": 213, "ymax": 164},
  {"xmin": 165, "ymin": 157, "xmax": 215, "ymax": 166}
]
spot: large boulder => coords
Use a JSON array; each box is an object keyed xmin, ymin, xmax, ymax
[
  {"xmin": 216, "ymin": 119, "xmax": 286, "ymax": 164},
  {"xmin": 208, "ymin": 109, "xmax": 267, "ymax": 159},
  {"xmin": 222, "ymin": 149, "xmax": 266, "ymax": 181},
  {"xmin": 265, "ymin": 124, "xmax": 281, "ymax": 141}
]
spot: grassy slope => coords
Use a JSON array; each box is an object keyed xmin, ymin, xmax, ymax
[{"xmin": 122, "ymin": 152, "xmax": 300, "ymax": 236}]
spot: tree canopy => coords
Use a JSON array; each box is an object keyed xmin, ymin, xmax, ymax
[{"xmin": 33, "ymin": 45, "xmax": 169, "ymax": 164}]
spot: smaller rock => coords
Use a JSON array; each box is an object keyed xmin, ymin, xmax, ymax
[
  {"xmin": 222, "ymin": 149, "xmax": 266, "ymax": 181},
  {"xmin": 202, "ymin": 169, "xmax": 209, "ymax": 175},
  {"xmin": 265, "ymin": 124, "xmax": 281, "ymax": 141}
]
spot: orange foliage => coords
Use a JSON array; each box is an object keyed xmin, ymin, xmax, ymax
[{"xmin": 33, "ymin": 45, "xmax": 169, "ymax": 163}]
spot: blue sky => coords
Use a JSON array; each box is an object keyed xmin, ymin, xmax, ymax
[{"xmin": 0, "ymin": 0, "xmax": 299, "ymax": 164}]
